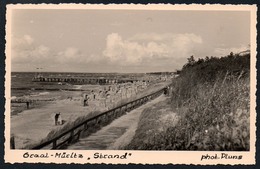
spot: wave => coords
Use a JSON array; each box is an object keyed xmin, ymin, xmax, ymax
[
  {"xmin": 30, "ymin": 92, "xmax": 50, "ymax": 97},
  {"xmin": 11, "ymin": 96, "xmax": 17, "ymax": 99}
]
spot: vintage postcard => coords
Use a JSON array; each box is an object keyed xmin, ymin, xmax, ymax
[{"xmin": 4, "ymin": 4, "xmax": 257, "ymax": 164}]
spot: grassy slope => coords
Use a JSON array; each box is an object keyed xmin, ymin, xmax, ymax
[
  {"xmin": 125, "ymin": 54, "xmax": 250, "ymax": 151},
  {"xmin": 125, "ymin": 98, "xmax": 179, "ymax": 150}
]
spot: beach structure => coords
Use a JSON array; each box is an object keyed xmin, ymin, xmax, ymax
[{"xmin": 32, "ymin": 76, "xmax": 147, "ymax": 85}]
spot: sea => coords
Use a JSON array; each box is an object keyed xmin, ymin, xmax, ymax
[
  {"xmin": 10, "ymin": 72, "xmax": 108, "ymax": 116},
  {"xmin": 11, "ymin": 72, "xmax": 90, "ymax": 97},
  {"xmin": 11, "ymin": 72, "xmax": 144, "ymax": 96},
  {"xmin": 10, "ymin": 72, "xmax": 147, "ymax": 115}
]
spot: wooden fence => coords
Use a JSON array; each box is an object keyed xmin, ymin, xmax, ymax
[{"xmin": 30, "ymin": 87, "xmax": 166, "ymax": 150}]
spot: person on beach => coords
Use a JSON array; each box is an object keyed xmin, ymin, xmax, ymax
[
  {"xmin": 26, "ymin": 101, "xmax": 30, "ymax": 109},
  {"xmin": 164, "ymin": 86, "xmax": 170, "ymax": 96},
  {"xmin": 54, "ymin": 113, "xmax": 60, "ymax": 125},
  {"xmin": 83, "ymin": 94, "xmax": 89, "ymax": 106},
  {"xmin": 57, "ymin": 113, "xmax": 63, "ymax": 125},
  {"xmin": 91, "ymin": 90, "xmax": 96, "ymax": 100}
]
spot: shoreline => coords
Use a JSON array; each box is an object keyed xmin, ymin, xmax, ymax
[{"xmin": 11, "ymin": 87, "xmax": 90, "ymax": 91}]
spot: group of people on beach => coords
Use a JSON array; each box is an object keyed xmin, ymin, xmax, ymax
[
  {"xmin": 53, "ymin": 82, "xmax": 170, "ymax": 126},
  {"xmin": 81, "ymin": 82, "xmax": 149, "ymax": 107}
]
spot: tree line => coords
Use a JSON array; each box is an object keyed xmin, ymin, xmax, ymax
[{"xmin": 180, "ymin": 52, "xmax": 250, "ymax": 83}]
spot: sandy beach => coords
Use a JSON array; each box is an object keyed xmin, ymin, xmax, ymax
[
  {"xmin": 11, "ymin": 90, "xmax": 107, "ymax": 149},
  {"xmin": 11, "ymin": 82, "xmax": 169, "ymax": 149}
]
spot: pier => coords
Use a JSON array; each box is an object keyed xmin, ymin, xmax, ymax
[{"xmin": 32, "ymin": 77, "xmax": 148, "ymax": 85}]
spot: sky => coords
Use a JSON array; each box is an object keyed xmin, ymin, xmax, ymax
[{"xmin": 10, "ymin": 9, "xmax": 250, "ymax": 73}]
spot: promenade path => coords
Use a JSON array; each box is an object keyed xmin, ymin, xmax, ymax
[{"xmin": 67, "ymin": 95, "xmax": 167, "ymax": 150}]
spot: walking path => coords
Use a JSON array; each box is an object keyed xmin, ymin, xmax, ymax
[{"xmin": 67, "ymin": 95, "xmax": 167, "ymax": 150}]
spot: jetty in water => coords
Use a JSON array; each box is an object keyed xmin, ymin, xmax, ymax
[{"xmin": 32, "ymin": 76, "xmax": 149, "ymax": 85}]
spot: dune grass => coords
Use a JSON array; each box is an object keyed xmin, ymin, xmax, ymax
[
  {"xmin": 124, "ymin": 98, "xmax": 177, "ymax": 150},
  {"xmin": 125, "ymin": 53, "xmax": 250, "ymax": 151},
  {"xmin": 125, "ymin": 73, "xmax": 250, "ymax": 151},
  {"xmin": 169, "ymin": 74, "xmax": 249, "ymax": 150}
]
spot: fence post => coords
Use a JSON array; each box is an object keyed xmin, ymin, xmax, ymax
[
  {"xmin": 52, "ymin": 140, "xmax": 57, "ymax": 149},
  {"xmin": 77, "ymin": 130, "xmax": 81, "ymax": 141},
  {"xmin": 115, "ymin": 109, "xmax": 118, "ymax": 117},
  {"xmin": 69, "ymin": 130, "xmax": 74, "ymax": 143},
  {"xmin": 132, "ymin": 102, "xmax": 135, "ymax": 109},
  {"xmin": 108, "ymin": 111, "xmax": 112, "ymax": 121},
  {"xmin": 84, "ymin": 122, "xmax": 88, "ymax": 130},
  {"xmin": 133, "ymin": 101, "xmax": 136, "ymax": 109},
  {"xmin": 128, "ymin": 103, "xmax": 131, "ymax": 111},
  {"xmin": 102, "ymin": 114, "xmax": 106, "ymax": 123},
  {"xmin": 10, "ymin": 135, "xmax": 15, "ymax": 149},
  {"xmin": 118, "ymin": 107, "xmax": 121, "ymax": 116},
  {"xmin": 125, "ymin": 104, "xmax": 128, "ymax": 112},
  {"xmin": 128, "ymin": 104, "xmax": 131, "ymax": 111},
  {"xmin": 121, "ymin": 108, "xmax": 125, "ymax": 116},
  {"xmin": 114, "ymin": 109, "xmax": 118, "ymax": 117},
  {"xmin": 96, "ymin": 117, "xmax": 99, "ymax": 124}
]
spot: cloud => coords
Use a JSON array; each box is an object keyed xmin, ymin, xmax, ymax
[
  {"xmin": 12, "ymin": 35, "xmax": 51, "ymax": 64},
  {"xmin": 129, "ymin": 33, "xmax": 202, "ymax": 44},
  {"xmin": 214, "ymin": 45, "xmax": 249, "ymax": 56},
  {"xmin": 11, "ymin": 35, "xmax": 105, "ymax": 71},
  {"xmin": 12, "ymin": 33, "xmax": 203, "ymax": 72},
  {"xmin": 103, "ymin": 33, "xmax": 203, "ymax": 66},
  {"xmin": 12, "ymin": 35, "xmax": 34, "ymax": 49},
  {"xmin": 23, "ymin": 35, "xmax": 34, "ymax": 45},
  {"xmin": 57, "ymin": 47, "xmax": 82, "ymax": 61},
  {"xmin": 56, "ymin": 47, "xmax": 106, "ymax": 65}
]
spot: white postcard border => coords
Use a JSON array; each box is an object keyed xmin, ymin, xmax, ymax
[{"xmin": 4, "ymin": 4, "xmax": 257, "ymax": 165}]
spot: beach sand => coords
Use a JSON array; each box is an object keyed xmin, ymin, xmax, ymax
[
  {"xmin": 11, "ymin": 90, "xmax": 108, "ymax": 149},
  {"xmin": 10, "ymin": 82, "xmax": 170, "ymax": 149}
]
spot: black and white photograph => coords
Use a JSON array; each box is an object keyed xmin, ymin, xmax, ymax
[{"xmin": 5, "ymin": 4, "xmax": 257, "ymax": 164}]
